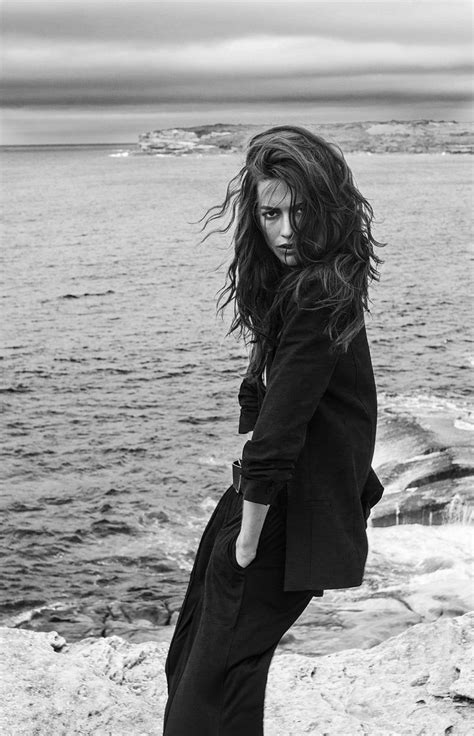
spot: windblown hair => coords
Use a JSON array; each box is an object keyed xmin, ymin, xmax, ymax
[{"xmin": 201, "ymin": 125, "xmax": 384, "ymax": 379}]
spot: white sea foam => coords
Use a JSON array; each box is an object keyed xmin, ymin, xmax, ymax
[
  {"xmin": 198, "ymin": 455, "xmax": 230, "ymax": 468},
  {"xmin": 380, "ymin": 391, "xmax": 473, "ymax": 416},
  {"xmin": 454, "ymin": 418, "xmax": 474, "ymax": 431}
]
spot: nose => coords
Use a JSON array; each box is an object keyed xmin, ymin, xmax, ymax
[{"xmin": 280, "ymin": 212, "xmax": 293, "ymax": 239}]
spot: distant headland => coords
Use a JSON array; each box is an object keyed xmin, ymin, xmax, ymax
[{"xmin": 136, "ymin": 120, "xmax": 473, "ymax": 156}]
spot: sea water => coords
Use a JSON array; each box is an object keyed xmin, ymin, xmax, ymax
[{"xmin": 1, "ymin": 145, "xmax": 472, "ymax": 646}]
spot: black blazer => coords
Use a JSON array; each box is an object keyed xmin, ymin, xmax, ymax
[{"xmin": 238, "ymin": 297, "xmax": 384, "ymax": 593}]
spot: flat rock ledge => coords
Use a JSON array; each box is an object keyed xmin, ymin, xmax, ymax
[{"xmin": 0, "ymin": 613, "xmax": 472, "ymax": 735}]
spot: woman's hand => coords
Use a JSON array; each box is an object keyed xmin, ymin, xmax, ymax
[
  {"xmin": 235, "ymin": 499, "xmax": 270, "ymax": 567},
  {"xmin": 235, "ymin": 534, "xmax": 258, "ymax": 568}
]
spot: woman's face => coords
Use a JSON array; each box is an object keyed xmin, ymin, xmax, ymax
[{"xmin": 256, "ymin": 178, "xmax": 302, "ymax": 267}]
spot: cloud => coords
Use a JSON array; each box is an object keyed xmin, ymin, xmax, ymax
[
  {"xmin": 2, "ymin": 32, "xmax": 472, "ymax": 106},
  {"xmin": 3, "ymin": 0, "xmax": 472, "ymax": 46},
  {"xmin": 4, "ymin": 33, "xmax": 472, "ymax": 78},
  {"xmin": 1, "ymin": 0, "xmax": 472, "ymax": 121}
]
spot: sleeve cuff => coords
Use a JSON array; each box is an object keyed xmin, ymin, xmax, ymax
[
  {"xmin": 238, "ymin": 377, "xmax": 260, "ymax": 434},
  {"xmin": 238, "ymin": 410, "xmax": 258, "ymax": 434},
  {"xmin": 241, "ymin": 477, "xmax": 285, "ymax": 506}
]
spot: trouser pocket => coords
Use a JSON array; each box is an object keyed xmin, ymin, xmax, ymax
[{"xmin": 226, "ymin": 528, "xmax": 259, "ymax": 573}]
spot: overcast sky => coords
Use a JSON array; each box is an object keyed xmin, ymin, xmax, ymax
[{"xmin": 1, "ymin": 0, "xmax": 472, "ymax": 144}]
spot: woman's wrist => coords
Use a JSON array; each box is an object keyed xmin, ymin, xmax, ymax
[
  {"xmin": 236, "ymin": 533, "xmax": 259, "ymax": 554},
  {"xmin": 239, "ymin": 499, "xmax": 270, "ymax": 552}
]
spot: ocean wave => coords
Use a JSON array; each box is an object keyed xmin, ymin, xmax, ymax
[
  {"xmin": 94, "ymin": 366, "xmax": 132, "ymax": 374},
  {"xmin": 379, "ymin": 391, "xmax": 473, "ymax": 416},
  {"xmin": 178, "ymin": 415, "xmax": 227, "ymax": 425},
  {"xmin": 58, "ymin": 290, "xmax": 115, "ymax": 299},
  {"xmin": 90, "ymin": 519, "xmax": 138, "ymax": 537},
  {"xmin": 0, "ymin": 384, "xmax": 30, "ymax": 393}
]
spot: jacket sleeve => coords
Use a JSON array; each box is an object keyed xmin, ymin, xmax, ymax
[
  {"xmin": 240, "ymin": 299, "xmax": 340, "ymax": 505},
  {"xmin": 238, "ymin": 376, "xmax": 260, "ymax": 434},
  {"xmin": 360, "ymin": 467, "xmax": 385, "ymax": 525}
]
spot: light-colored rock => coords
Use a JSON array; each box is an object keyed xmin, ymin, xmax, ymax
[
  {"xmin": 265, "ymin": 613, "xmax": 474, "ymax": 735},
  {"xmin": 1, "ymin": 613, "xmax": 473, "ymax": 735},
  {"xmin": 0, "ymin": 628, "xmax": 169, "ymax": 735}
]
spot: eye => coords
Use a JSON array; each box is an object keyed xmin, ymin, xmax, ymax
[
  {"xmin": 262, "ymin": 209, "xmax": 279, "ymax": 220},
  {"xmin": 294, "ymin": 205, "xmax": 304, "ymax": 217}
]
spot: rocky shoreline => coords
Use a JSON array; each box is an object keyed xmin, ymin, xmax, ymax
[
  {"xmin": 135, "ymin": 120, "xmax": 474, "ymax": 156},
  {"xmin": 1, "ymin": 613, "xmax": 472, "ymax": 735},
  {"xmin": 4, "ymin": 524, "xmax": 473, "ymax": 665},
  {"xmin": 5, "ymin": 405, "xmax": 472, "ymax": 653}
]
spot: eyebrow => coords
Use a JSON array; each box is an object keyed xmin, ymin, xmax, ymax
[{"xmin": 259, "ymin": 202, "xmax": 304, "ymax": 210}]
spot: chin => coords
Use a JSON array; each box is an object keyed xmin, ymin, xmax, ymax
[{"xmin": 277, "ymin": 253, "xmax": 298, "ymax": 267}]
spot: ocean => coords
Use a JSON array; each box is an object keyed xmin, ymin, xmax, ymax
[{"xmin": 1, "ymin": 144, "xmax": 472, "ymax": 651}]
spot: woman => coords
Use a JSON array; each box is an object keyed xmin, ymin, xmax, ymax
[{"xmin": 163, "ymin": 125, "xmax": 385, "ymax": 735}]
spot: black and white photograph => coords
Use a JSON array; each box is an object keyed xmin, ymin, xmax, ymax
[{"xmin": 1, "ymin": 1, "xmax": 473, "ymax": 734}]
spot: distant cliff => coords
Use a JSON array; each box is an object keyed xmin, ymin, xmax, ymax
[{"xmin": 137, "ymin": 120, "xmax": 473, "ymax": 156}]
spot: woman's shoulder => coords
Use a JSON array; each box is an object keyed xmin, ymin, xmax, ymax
[
  {"xmin": 284, "ymin": 273, "xmax": 327, "ymax": 307},
  {"xmin": 281, "ymin": 282, "xmax": 331, "ymax": 327}
]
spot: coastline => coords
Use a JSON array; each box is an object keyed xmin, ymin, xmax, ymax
[
  {"xmin": 135, "ymin": 120, "xmax": 474, "ymax": 156},
  {"xmin": 3, "ymin": 392, "xmax": 472, "ymax": 652}
]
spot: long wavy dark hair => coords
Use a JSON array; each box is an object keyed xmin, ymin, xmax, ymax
[{"xmin": 201, "ymin": 125, "xmax": 384, "ymax": 379}]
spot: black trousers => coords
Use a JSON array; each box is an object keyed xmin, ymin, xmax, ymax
[{"xmin": 163, "ymin": 484, "xmax": 314, "ymax": 736}]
